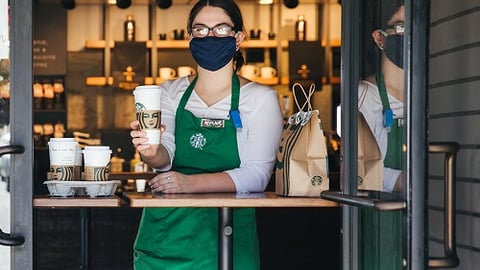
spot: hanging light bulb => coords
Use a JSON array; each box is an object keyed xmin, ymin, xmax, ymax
[{"xmin": 259, "ymin": 0, "xmax": 274, "ymax": 4}]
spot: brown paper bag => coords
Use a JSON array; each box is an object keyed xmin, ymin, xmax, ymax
[
  {"xmin": 275, "ymin": 83, "xmax": 329, "ymax": 197},
  {"xmin": 357, "ymin": 113, "xmax": 383, "ymax": 191}
]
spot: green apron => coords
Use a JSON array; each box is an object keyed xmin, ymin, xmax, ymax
[{"xmin": 133, "ymin": 75, "xmax": 260, "ymax": 270}]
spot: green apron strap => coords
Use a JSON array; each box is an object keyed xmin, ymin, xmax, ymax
[
  {"xmin": 376, "ymin": 72, "xmax": 393, "ymax": 130},
  {"xmin": 385, "ymin": 119, "xmax": 403, "ymax": 170},
  {"xmin": 376, "ymin": 72, "xmax": 403, "ymax": 170},
  {"xmin": 229, "ymin": 74, "xmax": 242, "ymax": 129}
]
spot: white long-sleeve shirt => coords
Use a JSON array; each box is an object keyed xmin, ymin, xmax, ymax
[{"xmin": 157, "ymin": 76, "xmax": 284, "ymax": 193}]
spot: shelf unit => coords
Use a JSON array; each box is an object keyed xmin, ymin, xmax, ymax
[
  {"xmin": 83, "ymin": 39, "xmax": 340, "ymax": 87},
  {"xmin": 84, "ymin": 39, "xmax": 286, "ymax": 86}
]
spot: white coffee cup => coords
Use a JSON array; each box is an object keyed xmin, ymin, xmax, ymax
[
  {"xmin": 83, "ymin": 146, "xmax": 112, "ymax": 167},
  {"xmin": 82, "ymin": 146, "xmax": 112, "ymax": 181},
  {"xmin": 136, "ymin": 179, "xmax": 147, "ymax": 192},
  {"xmin": 159, "ymin": 67, "xmax": 176, "ymax": 80},
  {"xmin": 48, "ymin": 138, "xmax": 77, "ymax": 166},
  {"xmin": 74, "ymin": 145, "xmax": 82, "ymax": 180},
  {"xmin": 177, "ymin": 66, "xmax": 196, "ymax": 77},
  {"xmin": 260, "ymin": 66, "xmax": 277, "ymax": 79},
  {"xmin": 239, "ymin": 65, "xmax": 260, "ymax": 79},
  {"xmin": 133, "ymin": 85, "xmax": 162, "ymax": 145},
  {"xmin": 133, "ymin": 85, "xmax": 162, "ymax": 111},
  {"xmin": 48, "ymin": 138, "xmax": 78, "ymax": 181}
]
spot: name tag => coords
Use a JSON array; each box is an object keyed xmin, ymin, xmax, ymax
[{"xmin": 201, "ymin": 119, "xmax": 225, "ymax": 128}]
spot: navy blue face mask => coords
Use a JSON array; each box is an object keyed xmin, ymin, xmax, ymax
[
  {"xmin": 189, "ymin": 36, "xmax": 237, "ymax": 71},
  {"xmin": 384, "ymin": 35, "xmax": 404, "ymax": 69}
]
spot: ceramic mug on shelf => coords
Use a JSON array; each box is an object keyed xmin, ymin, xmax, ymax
[
  {"xmin": 260, "ymin": 66, "xmax": 277, "ymax": 79},
  {"xmin": 239, "ymin": 64, "xmax": 260, "ymax": 79},
  {"xmin": 177, "ymin": 66, "xmax": 196, "ymax": 77},
  {"xmin": 159, "ymin": 67, "xmax": 176, "ymax": 80}
]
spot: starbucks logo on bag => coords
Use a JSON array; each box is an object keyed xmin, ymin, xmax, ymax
[
  {"xmin": 357, "ymin": 176, "xmax": 364, "ymax": 186},
  {"xmin": 311, "ymin": 175, "xmax": 323, "ymax": 186},
  {"xmin": 190, "ymin": 133, "xmax": 206, "ymax": 149}
]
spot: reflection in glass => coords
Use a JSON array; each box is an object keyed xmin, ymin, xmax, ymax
[
  {"xmin": 357, "ymin": 1, "xmax": 406, "ymax": 270},
  {"xmin": 358, "ymin": 1, "xmax": 405, "ymax": 193}
]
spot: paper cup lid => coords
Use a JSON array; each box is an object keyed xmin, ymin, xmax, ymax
[
  {"xmin": 83, "ymin": 146, "xmax": 111, "ymax": 152},
  {"xmin": 48, "ymin": 138, "xmax": 76, "ymax": 144},
  {"xmin": 134, "ymin": 85, "xmax": 161, "ymax": 91}
]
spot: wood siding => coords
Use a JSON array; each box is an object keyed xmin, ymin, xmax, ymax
[{"xmin": 429, "ymin": 1, "xmax": 480, "ymax": 269}]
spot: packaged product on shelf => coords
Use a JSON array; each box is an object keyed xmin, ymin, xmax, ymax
[
  {"xmin": 124, "ymin": 14, "xmax": 135, "ymax": 42},
  {"xmin": 33, "ymin": 80, "xmax": 44, "ymax": 110},
  {"xmin": 53, "ymin": 79, "xmax": 65, "ymax": 110},
  {"xmin": 33, "ymin": 124, "xmax": 44, "ymax": 147},
  {"xmin": 42, "ymin": 81, "xmax": 54, "ymax": 110},
  {"xmin": 43, "ymin": 123, "xmax": 54, "ymax": 145}
]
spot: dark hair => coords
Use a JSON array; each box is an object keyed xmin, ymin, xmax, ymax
[
  {"xmin": 187, "ymin": 0, "xmax": 245, "ymax": 72},
  {"xmin": 361, "ymin": 0, "xmax": 404, "ymax": 77}
]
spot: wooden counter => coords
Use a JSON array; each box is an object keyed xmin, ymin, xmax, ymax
[
  {"xmin": 33, "ymin": 195, "xmax": 122, "ymax": 208},
  {"xmin": 33, "ymin": 191, "xmax": 338, "ymax": 270},
  {"xmin": 124, "ymin": 191, "xmax": 338, "ymax": 208},
  {"xmin": 109, "ymin": 172, "xmax": 157, "ymax": 180}
]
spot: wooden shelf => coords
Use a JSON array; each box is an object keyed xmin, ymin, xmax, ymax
[
  {"xmin": 144, "ymin": 77, "xmax": 170, "ymax": 85},
  {"xmin": 86, "ymin": 75, "xmax": 339, "ymax": 87},
  {"xmin": 149, "ymin": 40, "xmax": 189, "ymax": 49},
  {"xmin": 85, "ymin": 40, "xmax": 115, "ymax": 49},
  {"xmin": 86, "ymin": 39, "xmax": 281, "ymax": 49},
  {"xmin": 249, "ymin": 76, "xmax": 280, "ymax": 85},
  {"xmin": 85, "ymin": 39, "xmax": 341, "ymax": 50},
  {"xmin": 85, "ymin": 76, "xmax": 114, "ymax": 86},
  {"xmin": 242, "ymin": 39, "xmax": 279, "ymax": 48}
]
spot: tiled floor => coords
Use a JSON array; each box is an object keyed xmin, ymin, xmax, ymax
[{"xmin": 0, "ymin": 180, "xmax": 11, "ymax": 270}]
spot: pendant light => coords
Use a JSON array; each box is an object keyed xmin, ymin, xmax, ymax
[
  {"xmin": 157, "ymin": 0, "xmax": 173, "ymax": 9},
  {"xmin": 283, "ymin": 0, "xmax": 299, "ymax": 9},
  {"xmin": 116, "ymin": 0, "xmax": 131, "ymax": 9},
  {"xmin": 61, "ymin": 0, "xmax": 76, "ymax": 10}
]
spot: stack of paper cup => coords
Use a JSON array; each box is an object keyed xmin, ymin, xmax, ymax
[
  {"xmin": 133, "ymin": 85, "xmax": 162, "ymax": 145},
  {"xmin": 48, "ymin": 138, "xmax": 78, "ymax": 181},
  {"xmin": 74, "ymin": 145, "xmax": 83, "ymax": 180},
  {"xmin": 82, "ymin": 146, "xmax": 112, "ymax": 181}
]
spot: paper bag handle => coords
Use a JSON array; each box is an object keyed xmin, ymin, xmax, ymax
[{"xmin": 292, "ymin": 83, "xmax": 315, "ymax": 112}]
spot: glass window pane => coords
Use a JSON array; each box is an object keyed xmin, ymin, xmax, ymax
[{"xmin": 0, "ymin": 0, "xmax": 11, "ymax": 267}]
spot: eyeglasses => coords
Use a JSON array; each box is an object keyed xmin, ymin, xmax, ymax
[
  {"xmin": 191, "ymin": 24, "xmax": 235, "ymax": 38},
  {"xmin": 384, "ymin": 22, "xmax": 405, "ymax": 35}
]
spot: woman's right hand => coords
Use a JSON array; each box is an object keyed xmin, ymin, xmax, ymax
[{"xmin": 130, "ymin": 120, "xmax": 164, "ymax": 160}]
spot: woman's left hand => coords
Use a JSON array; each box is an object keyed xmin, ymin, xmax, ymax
[{"xmin": 148, "ymin": 171, "xmax": 190, "ymax": 193}]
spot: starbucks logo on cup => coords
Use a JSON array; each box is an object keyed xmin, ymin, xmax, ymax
[
  {"xmin": 50, "ymin": 165, "xmax": 74, "ymax": 181},
  {"xmin": 136, "ymin": 102, "xmax": 147, "ymax": 112}
]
